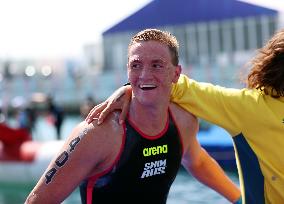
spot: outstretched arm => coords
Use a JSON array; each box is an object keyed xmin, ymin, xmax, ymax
[
  {"xmin": 183, "ymin": 147, "xmax": 241, "ymax": 203},
  {"xmin": 181, "ymin": 121, "xmax": 241, "ymax": 203},
  {"xmin": 169, "ymin": 103, "xmax": 241, "ymax": 203}
]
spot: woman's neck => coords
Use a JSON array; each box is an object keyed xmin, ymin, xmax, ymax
[{"xmin": 128, "ymin": 100, "xmax": 169, "ymax": 136}]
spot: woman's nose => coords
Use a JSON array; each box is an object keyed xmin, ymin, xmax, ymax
[{"xmin": 140, "ymin": 67, "xmax": 152, "ymax": 79}]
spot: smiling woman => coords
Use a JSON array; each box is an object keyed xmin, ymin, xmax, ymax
[
  {"xmin": 127, "ymin": 29, "xmax": 181, "ymax": 109},
  {"xmin": 23, "ymin": 28, "xmax": 240, "ymax": 204}
]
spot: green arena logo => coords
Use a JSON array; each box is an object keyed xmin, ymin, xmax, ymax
[{"xmin": 143, "ymin": 144, "xmax": 168, "ymax": 157}]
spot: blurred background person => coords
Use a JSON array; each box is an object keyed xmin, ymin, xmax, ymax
[
  {"xmin": 11, "ymin": 96, "xmax": 37, "ymax": 136},
  {"xmin": 0, "ymin": 101, "xmax": 6, "ymax": 124},
  {"xmin": 0, "ymin": 97, "xmax": 33, "ymax": 161},
  {"xmin": 46, "ymin": 95, "xmax": 65, "ymax": 140}
]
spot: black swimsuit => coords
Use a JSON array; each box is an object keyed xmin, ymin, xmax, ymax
[{"xmin": 80, "ymin": 111, "xmax": 183, "ymax": 204}]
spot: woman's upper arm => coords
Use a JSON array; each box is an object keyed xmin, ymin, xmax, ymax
[
  {"xmin": 26, "ymin": 122, "xmax": 112, "ymax": 203},
  {"xmin": 171, "ymin": 74, "xmax": 248, "ymax": 135}
]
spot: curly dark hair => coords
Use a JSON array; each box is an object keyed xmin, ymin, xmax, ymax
[
  {"xmin": 128, "ymin": 28, "xmax": 179, "ymax": 66},
  {"xmin": 247, "ymin": 29, "xmax": 284, "ymax": 97}
]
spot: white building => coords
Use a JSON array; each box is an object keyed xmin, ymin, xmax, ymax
[{"xmin": 101, "ymin": 0, "xmax": 281, "ymax": 88}]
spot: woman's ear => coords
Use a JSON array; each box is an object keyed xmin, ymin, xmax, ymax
[{"xmin": 172, "ymin": 65, "xmax": 182, "ymax": 83}]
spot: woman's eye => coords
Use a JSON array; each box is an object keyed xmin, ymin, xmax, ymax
[
  {"xmin": 131, "ymin": 64, "xmax": 141, "ymax": 69},
  {"xmin": 153, "ymin": 64, "xmax": 163, "ymax": 69}
]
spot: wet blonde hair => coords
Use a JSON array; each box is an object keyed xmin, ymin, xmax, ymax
[
  {"xmin": 128, "ymin": 28, "xmax": 179, "ymax": 66},
  {"xmin": 247, "ymin": 29, "xmax": 284, "ymax": 97}
]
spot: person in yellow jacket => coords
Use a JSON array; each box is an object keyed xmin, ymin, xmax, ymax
[{"xmin": 86, "ymin": 28, "xmax": 284, "ymax": 204}]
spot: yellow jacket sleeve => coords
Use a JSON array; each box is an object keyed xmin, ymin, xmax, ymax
[{"xmin": 171, "ymin": 74, "xmax": 260, "ymax": 136}]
